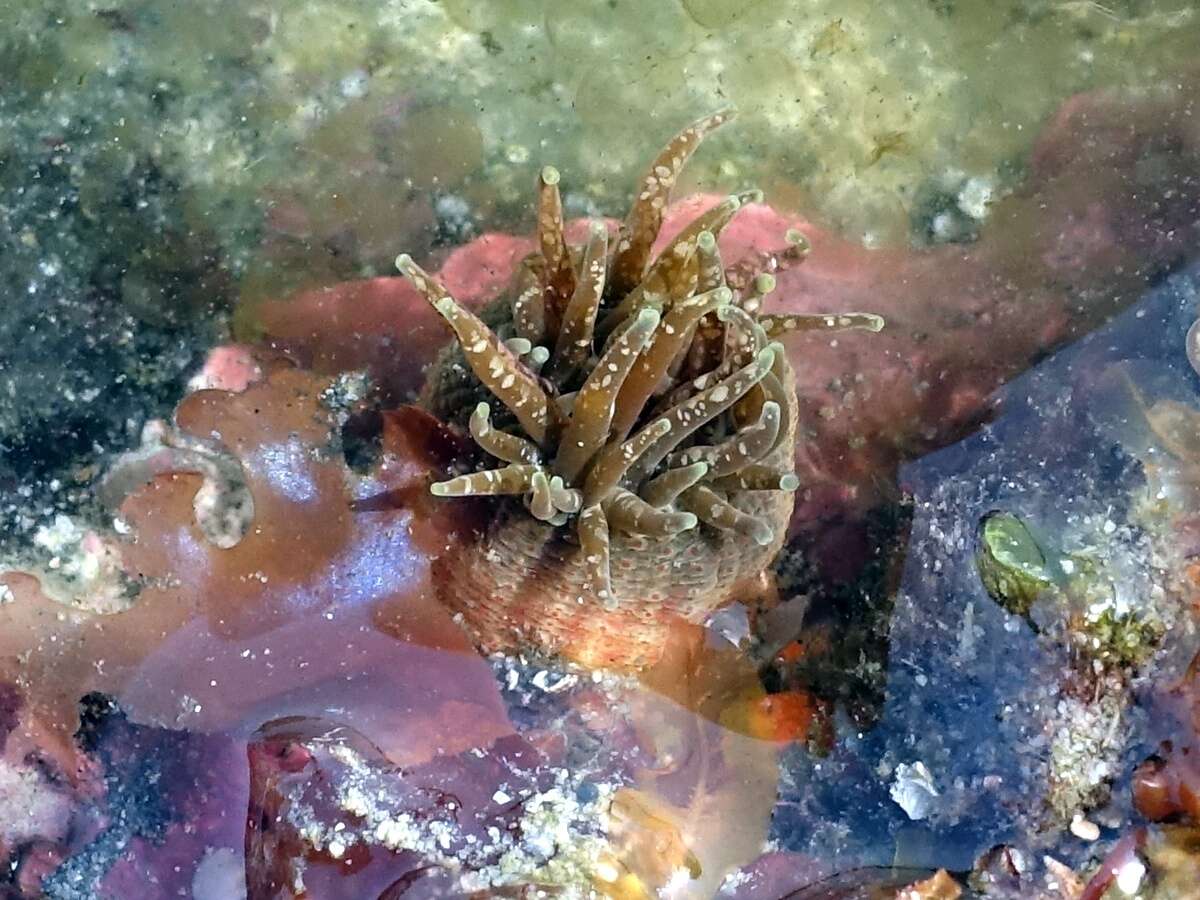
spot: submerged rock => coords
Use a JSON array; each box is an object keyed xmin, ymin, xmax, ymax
[{"xmin": 771, "ymin": 263, "xmax": 1200, "ymax": 878}]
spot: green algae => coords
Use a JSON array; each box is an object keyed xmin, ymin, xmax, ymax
[
  {"xmin": 1084, "ymin": 606, "xmax": 1165, "ymax": 668},
  {"xmin": 7, "ymin": 0, "xmax": 1196, "ymax": 295}
]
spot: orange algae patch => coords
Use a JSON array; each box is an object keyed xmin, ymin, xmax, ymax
[
  {"xmin": 0, "ymin": 366, "xmax": 510, "ymax": 766},
  {"xmin": 737, "ymin": 691, "xmax": 822, "ymax": 744},
  {"xmin": 898, "ymin": 869, "xmax": 963, "ymax": 899}
]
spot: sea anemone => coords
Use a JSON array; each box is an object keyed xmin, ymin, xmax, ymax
[{"xmin": 397, "ymin": 110, "xmax": 882, "ymax": 668}]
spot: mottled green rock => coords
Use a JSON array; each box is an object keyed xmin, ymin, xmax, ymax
[{"xmin": 976, "ymin": 511, "xmax": 1054, "ymax": 618}]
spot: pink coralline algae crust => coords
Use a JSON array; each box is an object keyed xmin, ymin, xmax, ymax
[{"xmin": 187, "ymin": 343, "xmax": 263, "ymax": 393}]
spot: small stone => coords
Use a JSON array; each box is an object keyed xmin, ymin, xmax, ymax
[
  {"xmin": 1069, "ymin": 814, "xmax": 1100, "ymax": 841},
  {"xmin": 891, "ymin": 761, "xmax": 940, "ymax": 821},
  {"xmin": 339, "ymin": 69, "xmax": 369, "ymax": 99},
  {"xmin": 1115, "ymin": 856, "xmax": 1146, "ymax": 894}
]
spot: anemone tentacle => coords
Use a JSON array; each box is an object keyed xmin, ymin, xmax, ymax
[
  {"xmin": 554, "ymin": 306, "xmax": 660, "ymax": 483},
  {"xmin": 672, "ymin": 399, "xmax": 782, "ymax": 476},
  {"xmin": 397, "ymin": 254, "xmax": 560, "ymax": 446},
  {"xmin": 679, "ymin": 484, "xmax": 774, "ymax": 547},
  {"xmin": 609, "ymin": 108, "xmax": 736, "ymax": 296},
  {"xmin": 469, "ymin": 402, "xmax": 542, "ymax": 465},
  {"xmin": 549, "ymin": 221, "xmax": 609, "ymax": 381},
  {"xmin": 711, "ymin": 464, "xmax": 800, "ymax": 492},
  {"xmin": 609, "ymin": 286, "xmax": 732, "ymax": 440},
  {"xmin": 430, "ymin": 464, "xmax": 544, "ymax": 497},
  {"xmin": 641, "ymin": 461, "xmax": 709, "ymax": 508},
  {"xmin": 761, "ymin": 311, "xmax": 885, "ymax": 337},
  {"xmin": 537, "ymin": 165, "xmax": 575, "ymax": 315},
  {"xmin": 604, "ymin": 488, "xmax": 698, "ymax": 537}
]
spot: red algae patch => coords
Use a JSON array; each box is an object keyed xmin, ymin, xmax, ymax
[
  {"xmin": 252, "ymin": 276, "xmax": 443, "ymax": 404},
  {"xmin": 0, "ymin": 365, "xmax": 510, "ymax": 766},
  {"xmin": 0, "ymin": 360, "xmax": 787, "ymax": 896}
]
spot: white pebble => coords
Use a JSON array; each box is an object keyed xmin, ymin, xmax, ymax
[
  {"xmin": 1069, "ymin": 814, "xmax": 1099, "ymax": 841},
  {"xmin": 1115, "ymin": 857, "xmax": 1146, "ymax": 895}
]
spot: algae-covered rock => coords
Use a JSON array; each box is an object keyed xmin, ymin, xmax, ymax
[
  {"xmin": 267, "ymin": 0, "xmax": 1195, "ymax": 245},
  {"xmin": 976, "ymin": 509, "xmax": 1169, "ymax": 671},
  {"xmin": 10, "ymin": 0, "xmax": 1181, "ymax": 254}
]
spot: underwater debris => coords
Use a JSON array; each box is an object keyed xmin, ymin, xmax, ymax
[
  {"xmin": 398, "ymin": 111, "xmax": 882, "ymax": 669},
  {"xmin": 1187, "ymin": 317, "xmax": 1200, "ymax": 377},
  {"xmin": 890, "ymin": 761, "xmax": 941, "ymax": 822}
]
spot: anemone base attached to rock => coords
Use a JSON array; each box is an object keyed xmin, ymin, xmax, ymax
[{"xmin": 398, "ymin": 111, "xmax": 883, "ymax": 669}]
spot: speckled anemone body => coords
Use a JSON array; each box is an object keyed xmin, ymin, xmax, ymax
[{"xmin": 397, "ymin": 111, "xmax": 882, "ymax": 669}]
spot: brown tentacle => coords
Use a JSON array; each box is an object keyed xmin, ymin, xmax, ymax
[{"xmin": 608, "ymin": 109, "xmax": 736, "ymax": 296}]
